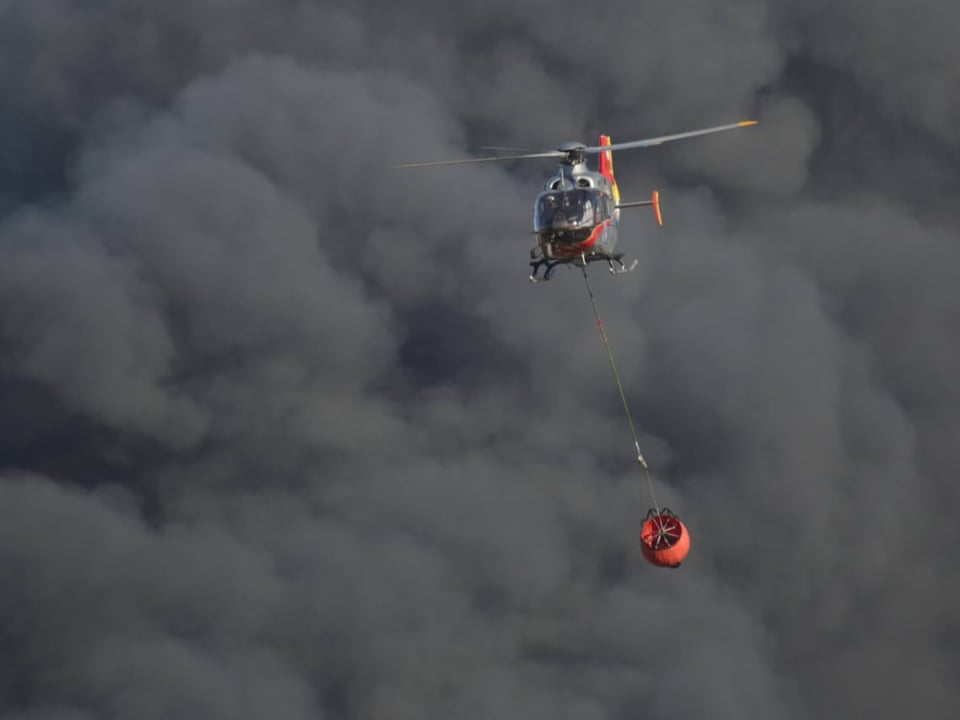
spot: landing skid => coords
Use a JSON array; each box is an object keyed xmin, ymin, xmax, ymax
[
  {"xmin": 607, "ymin": 256, "xmax": 639, "ymax": 275},
  {"xmin": 528, "ymin": 250, "xmax": 638, "ymax": 283}
]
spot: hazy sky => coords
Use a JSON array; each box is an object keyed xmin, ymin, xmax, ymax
[{"xmin": 0, "ymin": 2, "xmax": 958, "ymax": 719}]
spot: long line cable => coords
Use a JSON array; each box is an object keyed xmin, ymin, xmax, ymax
[{"xmin": 580, "ymin": 265, "xmax": 660, "ymax": 514}]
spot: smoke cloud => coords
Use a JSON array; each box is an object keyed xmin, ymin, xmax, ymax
[{"xmin": 0, "ymin": 2, "xmax": 957, "ymax": 719}]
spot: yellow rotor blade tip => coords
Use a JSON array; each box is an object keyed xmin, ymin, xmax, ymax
[{"xmin": 737, "ymin": 120, "xmax": 759, "ymax": 126}]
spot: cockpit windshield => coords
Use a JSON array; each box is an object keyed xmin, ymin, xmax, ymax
[{"xmin": 534, "ymin": 189, "xmax": 608, "ymax": 231}]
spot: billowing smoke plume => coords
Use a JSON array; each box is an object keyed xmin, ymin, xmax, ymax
[{"xmin": 0, "ymin": 2, "xmax": 957, "ymax": 719}]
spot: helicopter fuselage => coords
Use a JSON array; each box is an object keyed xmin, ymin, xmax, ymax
[
  {"xmin": 533, "ymin": 161, "xmax": 620, "ymax": 262},
  {"xmin": 529, "ymin": 136, "xmax": 627, "ymax": 280}
]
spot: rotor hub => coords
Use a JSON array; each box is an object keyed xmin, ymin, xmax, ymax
[{"xmin": 556, "ymin": 141, "xmax": 587, "ymax": 165}]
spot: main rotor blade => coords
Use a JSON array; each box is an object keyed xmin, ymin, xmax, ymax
[
  {"xmin": 581, "ymin": 120, "xmax": 758, "ymax": 154},
  {"xmin": 481, "ymin": 145, "xmax": 538, "ymax": 153},
  {"xmin": 391, "ymin": 150, "xmax": 563, "ymax": 169}
]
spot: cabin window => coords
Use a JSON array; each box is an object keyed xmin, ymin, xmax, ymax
[{"xmin": 534, "ymin": 189, "xmax": 608, "ymax": 230}]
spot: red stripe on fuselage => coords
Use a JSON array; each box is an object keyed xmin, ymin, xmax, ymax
[{"xmin": 548, "ymin": 219, "xmax": 613, "ymax": 258}]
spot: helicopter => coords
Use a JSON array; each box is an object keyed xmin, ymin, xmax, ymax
[{"xmin": 393, "ymin": 120, "xmax": 758, "ymax": 282}]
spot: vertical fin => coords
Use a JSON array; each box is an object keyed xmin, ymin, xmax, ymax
[{"xmin": 598, "ymin": 135, "xmax": 620, "ymax": 204}]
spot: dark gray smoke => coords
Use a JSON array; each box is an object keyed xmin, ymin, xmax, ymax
[{"xmin": 0, "ymin": 2, "xmax": 957, "ymax": 719}]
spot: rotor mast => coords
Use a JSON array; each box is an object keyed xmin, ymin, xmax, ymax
[{"xmin": 549, "ymin": 143, "xmax": 590, "ymax": 189}]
